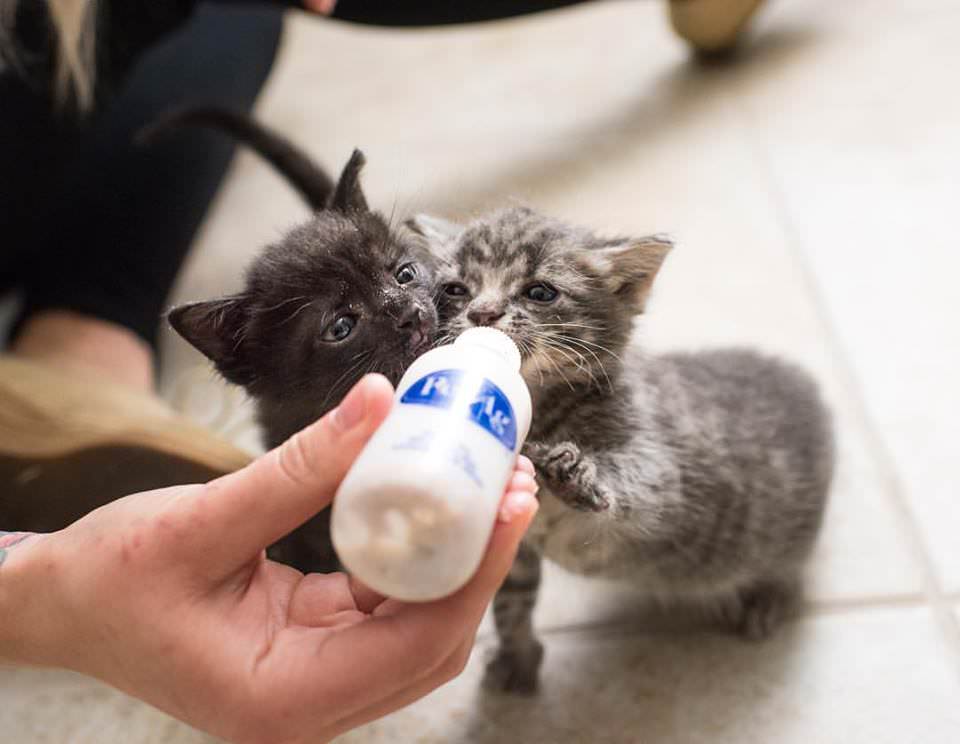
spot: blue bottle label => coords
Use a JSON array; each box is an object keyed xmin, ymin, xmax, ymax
[{"xmin": 399, "ymin": 369, "xmax": 517, "ymax": 451}]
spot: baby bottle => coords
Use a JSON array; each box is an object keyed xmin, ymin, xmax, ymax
[{"xmin": 331, "ymin": 327, "xmax": 532, "ymax": 601}]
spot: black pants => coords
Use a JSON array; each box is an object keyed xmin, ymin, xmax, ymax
[
  {"xmin": 1, "ymin": 3, "xmax": 285, "ymax": 349},
  {"xmin": 1, "ymin": 0, "xmax": 588, "ymax": 350}
]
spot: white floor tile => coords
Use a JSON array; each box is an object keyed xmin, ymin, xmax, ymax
[
  {"xmin": 734, "ymin": 0, "xmax": 960, "ymax": 591},
  {"xmin": 5, "ymin": 607, "xmax": 958, "ymax": 744},
  {"xmin": 0, "ymin": 667, "xmax": 215, "ymax": 744}
]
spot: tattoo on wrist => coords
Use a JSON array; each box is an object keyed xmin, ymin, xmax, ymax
[{"xmin": 0, "ymin": 532, "xmax": 40, "ymax": 567}]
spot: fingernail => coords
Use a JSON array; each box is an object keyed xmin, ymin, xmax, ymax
[
  {"xmin": 516, "ymin": 455, "xmax": 535, "ymax": 475},
  {"xmin": 332, "ymin": 379, "xmax": 368, "ymax": 431},
  {"xmin": 498, "ymin": 491, "xmax": 539, "ymax": 524},
  {"xmin": 512, "ymin": 472, "xmax": 539, "ymax": 493}
]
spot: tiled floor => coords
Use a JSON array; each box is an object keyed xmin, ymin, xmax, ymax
[{"xmin": 5, "ymin": 0, "xmax": 960, "ymax": 741}]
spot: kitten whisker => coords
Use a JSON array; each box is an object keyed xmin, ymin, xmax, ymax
[
  {"xmin": 432, "ymin": 331, "xmax": 456, "ymax": 350},
  {"xmin": 256, "ymin": 295, "xmax": 311, "ymax": 315},
  {"xmin": 525, "ymin": 322, "xmax": 618, "ymax": 393},
  {"xmin": 537, "ymin": 344, "xmax": 576, "ymax": 392},
  {"xmin": 349, "ymin": 347, "xmax": 375, "ymax": 363},
  {"xmin": 387, "ymin": 198, "xmax": 399, "ymax": 234},
  {"xmin": 515, "ymin": 336, "xmax": 545, "ymax": 387},
  {"xmin": 525, "ymin": 332, "xmax": 585, "ymax": 390},
  {"xmin": 319, "ymin": 352, "xmax": 374, "ymax": 410},
  {"xmin": 534, "ymin": 322, "xmax": 607, "ymax": 331},
  {"xmin": 528, "ymin": 330, "xmax": 611, "ymax": 393},
  {"xmin": 551, "ymin": 334, "xmax": 616, "ymax": 392},
  {"xmin": 279, "ymin": 299, "xmax": 316, "ymax": 326},
  {"xmin": 529, "ymin": 320, "xmax": 622, "ymax": 361},
  {"xmin": 362, "ymin": 356, "xmax": 384, "ymax": 382},
  {"xmin": 555, "ymin": 334, "xmax": 623, "ymax": 362},
  {"xmin": 553, "ymin": 342, "xmax": 603, "ymax": 391}
]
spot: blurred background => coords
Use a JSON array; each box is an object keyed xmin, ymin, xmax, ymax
[{"xmin": 4, "ymin": 0, "xmax": 959, "ymax": 741}]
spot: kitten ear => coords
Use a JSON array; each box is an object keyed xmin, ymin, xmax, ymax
[
  {"xmin": 590, "ymin": 235, "xmax": 673, "ymax": 311},
  {"xmin": 404, "ymin": 213, "xmax": 464, "ymax": 256},
  {"xmin": 329, "ymin": 148, "xmax": 370, "ymax": 213},
  {"xmin": 167, "ymin": 297, "xmax": 254, "ymax": 386}
]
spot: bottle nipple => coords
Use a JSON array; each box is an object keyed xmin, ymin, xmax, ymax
[{"xmin": 453, "ymin": 327, "xmax": 521, "ymax": 370}]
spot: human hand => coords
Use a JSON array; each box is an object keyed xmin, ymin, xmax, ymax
[{"xmin": 1, "ymin": 374, "xmax": 538, "ymax": 744}]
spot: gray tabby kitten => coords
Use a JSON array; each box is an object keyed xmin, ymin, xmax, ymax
[{"xmin": 408, "ymin": 206, "xmax": 834, "ymax": 694}]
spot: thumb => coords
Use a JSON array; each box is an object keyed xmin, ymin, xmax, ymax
[{"xmin": 192, "ymin": 374, "xmax": 395, "ymax": 569}]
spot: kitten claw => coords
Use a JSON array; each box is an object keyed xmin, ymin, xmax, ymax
[
  {"xmin": 564, "ymin": 488, "xmax": 610, "ymax": 512},
  {"xmin": 526, "ymin": 441, "xmax": 584, "ymax": 482},
  {"xmin": 526, "ymin": 441, "xmax": 609, "ymax": 512},
  {"xmin": 543, "ymin": 444, "xmax": 582, "ymax": 480}
]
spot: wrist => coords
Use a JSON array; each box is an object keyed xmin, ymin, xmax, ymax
[{"xmin": 0, "ymin": 532, "xmax": 64, "ymax": 668}]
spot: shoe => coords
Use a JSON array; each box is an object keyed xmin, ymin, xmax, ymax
[
  {"xmin": 668, "ymin": 0, "xmax": 768, "ymax": 54},
  {"xmin": 0, "ymin": 356, "xmax": 252, "ymax": 533}
]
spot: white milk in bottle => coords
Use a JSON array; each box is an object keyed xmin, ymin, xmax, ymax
[{"xmin": 331, "ymin": 327, "xmax": 532, "ymax": 601}]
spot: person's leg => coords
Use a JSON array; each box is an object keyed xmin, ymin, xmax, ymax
[
  {"xmin": 13, "ymin": 313, "xmax": 156, "ymax": 390},
  {"xmin": 0, "ymin": 67, "xmax": 144, "ymax": 386},
  {"xmin": 12, "ymin": 3, "xmax": 284, "ymax": 390},
  {"xmin": 2, "ymin": 4, "xmax": 281, "ymax": 518},
  {"xmin": 0, "ymin": 71, "xmax": 78, "ymax": 309}
]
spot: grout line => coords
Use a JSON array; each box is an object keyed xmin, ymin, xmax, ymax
[
  {"xmin": 732, "ymin": 92, "xmax": 960, "ymax": 674},
  {"xmin": 475, "ymin": 590, "xmax": 951, "ymax": 644},
  {"xmin": 533, "ymin": 594, "xmax": 929, "ymax": 640},
  {"xmin": 476, "ymin": 593, "xmax": 937, "ymax": 643},
  {"xmin": 803, "ymin": 594, "xmax": 927, "ymax": 616},
  {"xmin": 475, "ymin": 592, "xmax": 936, "ymax": 644}
]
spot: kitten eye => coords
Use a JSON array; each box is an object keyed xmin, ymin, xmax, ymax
[
  {"xmin": 443, "ymin": 282, "xmax": 469, "ymax": 298},
  {"xmin": 524, "ymin": 282, "xmax": 559, "ymax": 303},
  {"xmin": 323, "ymin": 314, "xmax": 357, "ymax": 342},
  {"xmin": 395, "ymin": 263, "xmax": 417, "ymax": 285}
]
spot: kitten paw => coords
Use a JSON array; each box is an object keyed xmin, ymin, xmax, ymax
[
  {"xmin": 733, "ymin": 580, "xmax": 798, "ymax": 641},
  {"xmin": 522, "ymin": 441, "xmax": 555, "ymax": 470},
  {"xmin": 483, "ymin": 641, "xmax": 544, "ymax": 695},
  {"xmin": 525, "ymin": 441, "xmax": 609, "ymax": 512}
]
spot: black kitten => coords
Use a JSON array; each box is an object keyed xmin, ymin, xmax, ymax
[{"xmin": 149, "ymin": 109, "xmax": 438, "ymax": 571}]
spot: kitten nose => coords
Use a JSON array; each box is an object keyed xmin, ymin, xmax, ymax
[
  {"xmin": 467, "ymin": 307, "xmax": 506, "ymax": 327},
  {"xmin": 397, "ymin": 306, "xmax": 422, "ymax": 330}
]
